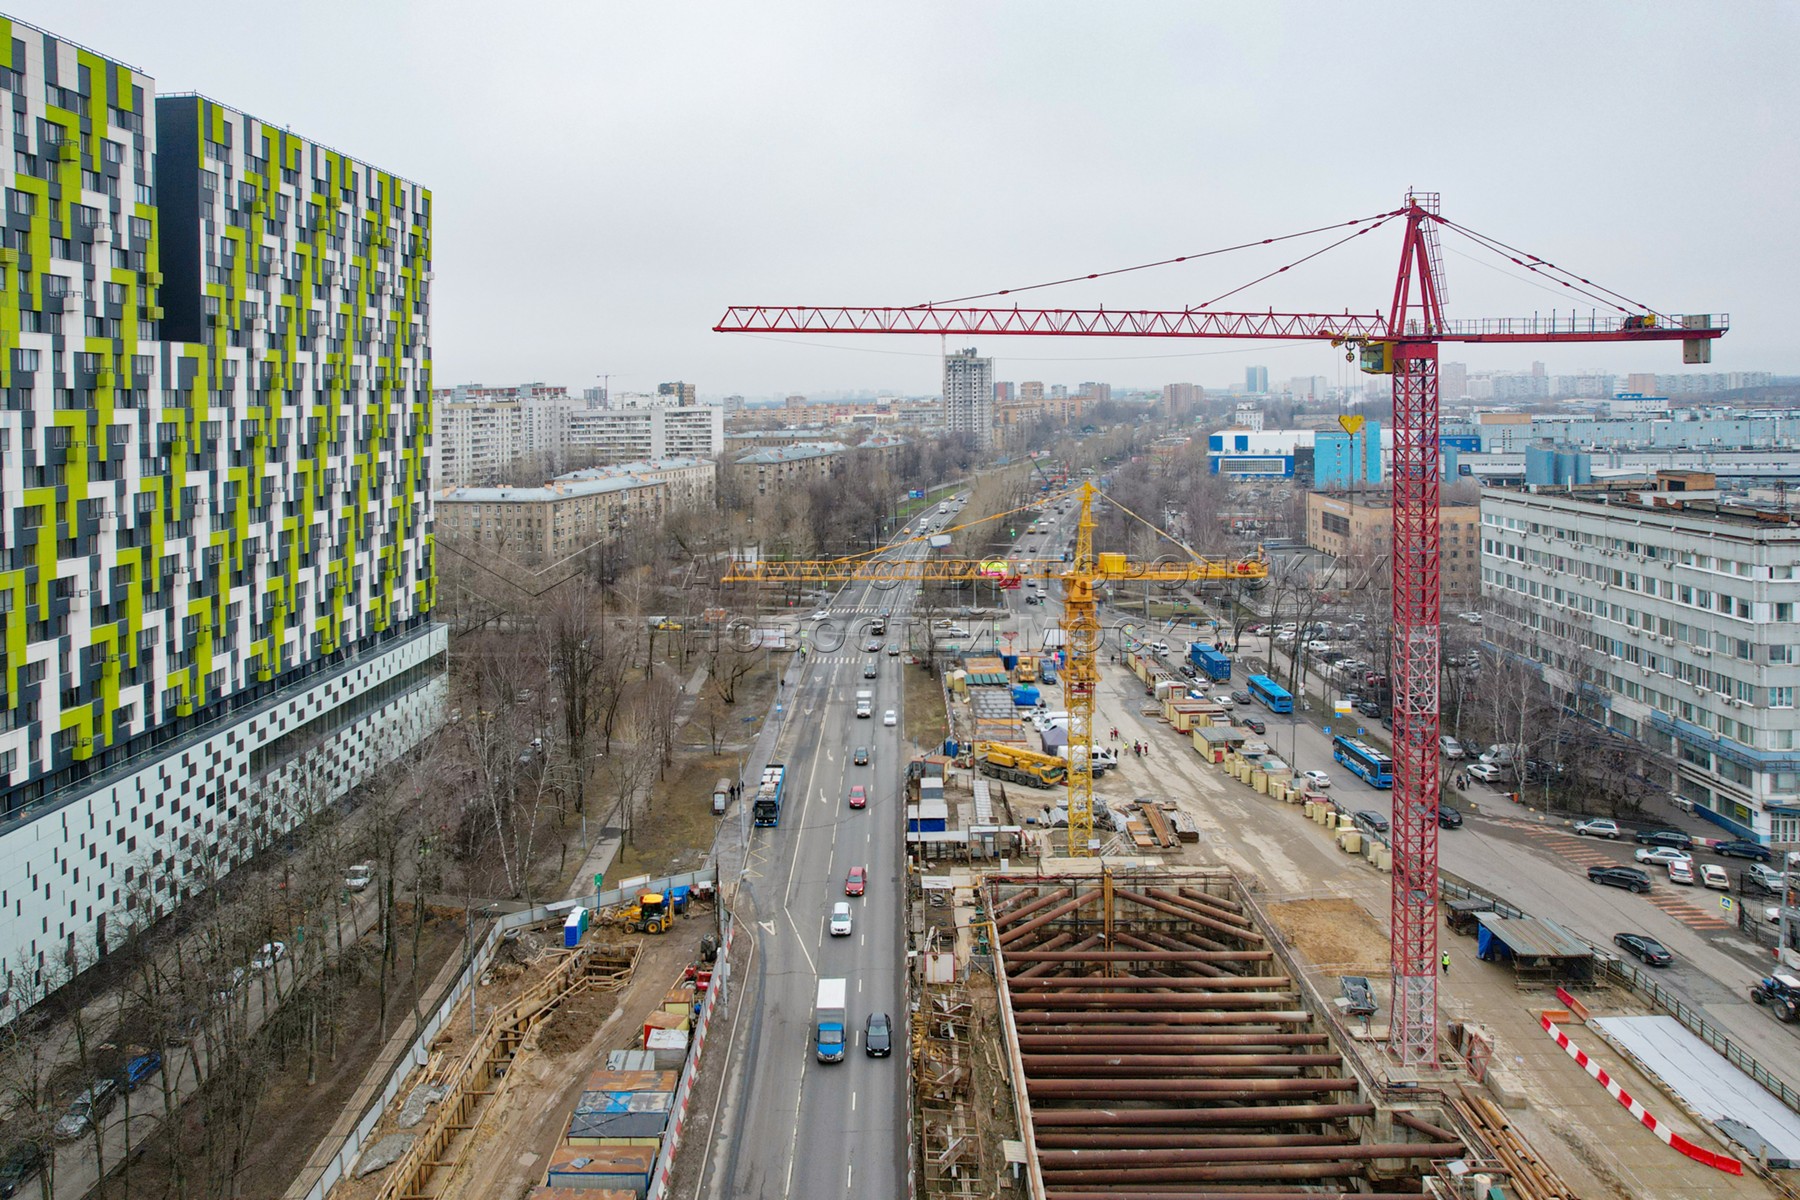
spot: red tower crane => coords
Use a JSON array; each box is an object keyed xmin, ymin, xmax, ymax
[{"xmin": 718, "ymin": 192, "xmax": 1727, "ymax": 1066}]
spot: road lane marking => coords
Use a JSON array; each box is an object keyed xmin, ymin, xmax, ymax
[{"xmin": 785, "ymin": 908, "xmax": 818, "ymax": 974}]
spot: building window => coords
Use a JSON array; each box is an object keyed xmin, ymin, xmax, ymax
[{"xmin": 1771, "ymin": 687, "xmax": 1794, "ymax": 709}]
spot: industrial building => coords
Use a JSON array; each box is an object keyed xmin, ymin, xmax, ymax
[
  {"xmin": 1304, "ymin": 494, "xmax": 1482, "ymax": 601},
  {"xmin": 1481, "ymin": 473, "xmax": 1800, "ymax": 845},
  {"xmin": 0, "ymin": 17, "xmax": 441, "ymax": 1014}
]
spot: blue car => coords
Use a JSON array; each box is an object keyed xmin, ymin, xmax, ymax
[{"xmin": 121, "ymin": 1053, "xmax": 161, "ymax": 1092}]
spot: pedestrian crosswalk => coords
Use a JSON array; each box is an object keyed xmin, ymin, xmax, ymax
[{"xmin": 1509, "ymin": 825, "xmax": 1735, "ymax": 931}]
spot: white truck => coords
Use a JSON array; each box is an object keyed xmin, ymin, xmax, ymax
[
  {"xmin": 855, "ymin": 689, "xmax": 874, "ymax": 718},
  {"xmin": 1056, "ymin": 744, "xmax": 1118, "ymax": 774}
]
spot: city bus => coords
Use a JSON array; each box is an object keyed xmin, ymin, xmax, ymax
[
  {"xmin": 1246, "ymin": 674, "xmax": 1293, "ymax": 714},
  {"xmin": 1333, "ymin": 735, "xmax": 1394, "ymax": 788}
]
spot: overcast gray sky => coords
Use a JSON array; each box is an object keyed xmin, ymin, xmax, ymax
[{"xmin": 53, "ymin": 1, "xmax": 1800, "ymax": 398}]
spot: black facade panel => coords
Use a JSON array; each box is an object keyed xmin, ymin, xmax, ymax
[{"xmin": 152, "ymin": 96, "xmax": 203, "ymax": 344}]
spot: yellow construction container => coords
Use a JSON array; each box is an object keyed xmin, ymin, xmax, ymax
[{"xmin": 1338, "ymin": 830, "xmax": 1362, "ymax": 855}]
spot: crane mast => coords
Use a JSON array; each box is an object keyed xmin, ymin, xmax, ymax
[{"xmin": 717, "ymin": 194, "xmax": 1727, "ymax": 1070}]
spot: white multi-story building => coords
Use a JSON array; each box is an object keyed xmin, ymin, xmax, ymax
[
  {"xmin": 943, "ymin": 347, "xmax": 994, "ymax": 451},
  {"xmin": 436, "ymin": 394, "xmax": 724, "ymax": 485},
  {"xmin": 566, "ymin": 404, "xmax": 723, "ymax": 463},
  {"xmin": 1481, "ymin": 474, "xmax": 1800, "ymax": 846},
  {"xmin": 0, "ymin": 19, "xmax": 442, "ymax": 1015}
]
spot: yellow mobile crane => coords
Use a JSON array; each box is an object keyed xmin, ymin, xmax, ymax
[{"xmin": 723, "ymin": 482, "xmax": 1268, "ymax": 854}]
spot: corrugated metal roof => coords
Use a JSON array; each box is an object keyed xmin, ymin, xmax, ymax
[{"xmin": 1473, "ymin": 913, "xmax": 1593, "ymax": 959}]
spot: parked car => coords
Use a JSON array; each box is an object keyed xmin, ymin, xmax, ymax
[
  {"xmin": 1612, "ymin": 932, "xmax": 1673, "ymax": 967},
  {"xmin": 848, "ymin": 785, "xmax": 867, "ymax": 810},
  {"xmin": 845, "ymin": 866, "xmax": 866, "ymax": 896},
  {"xmin": 865, "ymin": 1011, "xmax": 893, "ymax": 1057},
  {"xmin": 1745, "ymin": 864, "xmax": 1788, "ymax": 894},
  {"xmin": 1352, "ymin": 810, "xmax": 1390, "ymax": 838},
  {"xmin": 1699, "ymin": 864, "xmax": 1730, "ymax": 891},
  {"xmin": 1466, "ymin": 762, "xmax": 1505, "ymax": 783},
  {"xmin": 344, "ymin": 864, "xmax": 374, "ymax": 892},
  {"xmin": 1587, "ymin": 865, "xmax": 1652, "ymax": 894},
  {"xmin": 1439, "ymin": 736, "xmax": 1466, "ymax": 759},
  {"xmin": 829, "ymin": 902, "xmax": 853, "ymax": 937},
  {"xmin": 1356, "ymin": 700, "xmax": 1383, "ymax": 718},
  {"xmin": 1438, "ymin": 805, "xmax": 1464, "ymax": 829},
  {"xmin": 120, "ymin": 1052, "xmax": 162, "ymax": 1092},
  {"xmin": 1573, "ymin": 818, "xmax": 1621, "ymax": 839},
  {"xmin": 1242, "ymin": 717, "xmax": 1266, "ymax": 735},
  {"xmin": 0, "ymin": 1142, "xmax": 44, "ymax": 1198},
  {"xmin": 853, "ymin": 745, "xmax": 869, "ymax": 765},
  {"xmin": 1713, "ymin": 839, "xmax": 1772, "ymax": 862},
  {"xmin": 1634, "ymin": 846, "xmax": 1693, "ymax": 867},
  {"xmin": 251, "ymin": 941, "xmax": 287, "ymax": 971},
  {"xmin": 1633, "ymin": 829, "xmax": 1694, "ymax": 850},
  {"xmin": 53, "ymin": 1078, "xmax": 119, "ymax": 1140},
  {"xmin": 1302, "ymin": 770, "xmax": 1332, "ymax": 790},
  {"xmin": 1667, "ymin": 859, "xmax": 1695, "ymax": 885}
]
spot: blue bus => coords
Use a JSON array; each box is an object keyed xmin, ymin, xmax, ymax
[
  {"xmin": 1246, "ymin": 674, "xmax": 1293, "ymax": 714},
  {"xmin": 1333, "ymin": 736, "xmax": 1394, "ymax": 788}
]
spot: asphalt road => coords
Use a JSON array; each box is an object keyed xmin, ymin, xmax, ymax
[
  {"xmin": 709, "ymin": 503, "xmax": 946, "ymax": 1200},
  {"xmin": 1228, "ymin": 633, "xmax": 1800, "ymax": 1075}
]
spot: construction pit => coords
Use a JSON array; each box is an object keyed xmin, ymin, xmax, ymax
[{"xmin": 981, "ymin": 867, "xmax": 1561, "ymax": 1200}]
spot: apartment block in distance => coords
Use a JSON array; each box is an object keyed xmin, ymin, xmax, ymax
[
  {"xmin": 1304, "ymin": 493, "xmax": 1481, "ymax": 602},
  {"xmin": 943, "ymin": 347, "xmax": 993, "ymax": 451},
  {"xmin": 0, "ymin": 17, "xmax": 443, "ymax": 1015},
  {"xmin": 1482, "ymin": 473, "xmax": 1800, "ymax": 846}
]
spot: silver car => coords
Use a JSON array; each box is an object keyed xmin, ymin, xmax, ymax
[{"xmin": 54, "ymin": 1078, "xmax": 119, "ymax": 1140}]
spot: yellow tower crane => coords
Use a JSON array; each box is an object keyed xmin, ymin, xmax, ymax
[{"xmin": 722, "ymin": 482, "xmax": 1269, "ymax": 855}]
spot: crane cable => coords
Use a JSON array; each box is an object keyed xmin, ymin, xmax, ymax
[
  {"xmin": 922, "ymin": 208, "xmax": 1407, "ymax": 307},
  {"xmin": 1429, "ymin": 215, "xmax": 1668, "ymax": 319}
]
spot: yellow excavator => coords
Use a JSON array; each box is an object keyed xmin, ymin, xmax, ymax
[{"xmin": 609, "ymin": 891, "xmax": 671, "ymax": 935}]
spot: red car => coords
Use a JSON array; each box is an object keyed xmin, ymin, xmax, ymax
[
  {"xmin": 845, "ymin": 866, "xmax": 866, "ymax": 896},
  {"xmin": 848, "ymin": 785, "xmax": 867, "ymax": 809}
]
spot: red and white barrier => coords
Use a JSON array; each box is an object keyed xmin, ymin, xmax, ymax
[
  {"xmin": 646, "ymin": 919, "xmax": 735, "ymax": 1200},
  {"xmin": 1538, "ymin": 1012, "xmax": 1742, "ymax": 1175}
]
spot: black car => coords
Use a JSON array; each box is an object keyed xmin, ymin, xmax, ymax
[
  {"xmin": 1242, "ymin": 717, "xmax": 1266, "ymax": 735},
  {"xmin": 1588, "ymin": 864, "xmax": 1652, "ymax": 894},
  {"xmin": 1613, "ymin": 932, "xmax": 1673, "ymax": 967},
  {"xmin": 1356, "ymin": 700, "xmax": 1383, "ymax": 718},
  {"xmin": 1633, "ymin": 829, "xmax": 1693, "ymax": 850},
  {"xmin": 865, "ymin": 1011, "xmax": 893, "ymax": 1057},
  {"xmin": 1352, "ymin": 810, "xmax": 1390, "ymax": 838},
  {"xmin": 1231, "ymin": 690, "xmax": 1252, "ymax": 706},
  {"xmin": 0, "ymin": 1143, "xmax": 43, "ymax": 1199},
  {"xmin": 1438, "ymin": 805, "xmax": 1464, "ymax": 829},
  {"xmin": 1713, "ymin": 839, "xmax": 1772, "ymax": 862},
  {"xmin": 853, "ymin": 746, "xmax": 869, "ymax": 766}
]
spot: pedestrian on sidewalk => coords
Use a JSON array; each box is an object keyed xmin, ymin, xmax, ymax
[{"xmin": 1441, "ymin": 951, "xmax": 1451, "ymax": 975}]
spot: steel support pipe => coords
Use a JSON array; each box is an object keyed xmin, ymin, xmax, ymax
[
  {"xmin": 1039, "ymin": 1160, "xmax": 1369, "ymax": 1183},
  {"xmin": 1016, "ymin": 1034, "xmax": 1330, "ymax": 1050},
  {"xmin": 1012, "ymin": 1010, "xmax": 1314, "ymax": 1027},
  {"xmin": 1034, "ymin": 1133, "xmax": 1353, "ymax": 1150},
  {"xmin": 1031, "ymin": 1103, "xmax": 1374, "ymax": 1127},
  {"xmin": 1009, "ymin": 976, "xmax": 1293, "ymax": 990},
  {"xmin": 1004, "ymin": 949, "xmax": 1269, "ymax": 963},
  {"xmin": 1022, "ymin": 1052, "xmax": 1342, "ymax": 1072},
  {"xmin": 1044, "ymin": 1194, "xmax": 1432, "ymax": 1200},
  {"xmin": 1000, "ymin": 892, "xmax": 1096, "ymax": 946},
  {"xmin": 1173, "ymin": 884, "xmax": 1253, "ymax": 920},
  {"xmin": 1392, "ymin": 1109, "xmax": 1464, "ymax": 1145},
  {"xmin": 1113, "ymin": 885, "xmax": 1270, "ymax": 943},
  {"xmin": 1038, "ymin": 1141, "xmax": 1464, "ymax": 1167},
  {"xmin": 1024, "ymin": 1065, "xmax": 1335, "ymax": 1080},
  {"xmin": 1119, "ymin": 926, "xmax": 1249, "ymax": 959},
  {"xmin": 993, "ymin": 886, "xmax": 1073, "ymax": 928},
  {"xmin": 1010, "ymin": 992, "xmax": 1297, "ymax": 1009},
  {"xmin": 1009, "ymin": 932, "xmax": 1082, "ymax": 981},
  {"xmin": 1026, "ymin": 1078, "xmax": 1359, "ymax": 1098}
]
